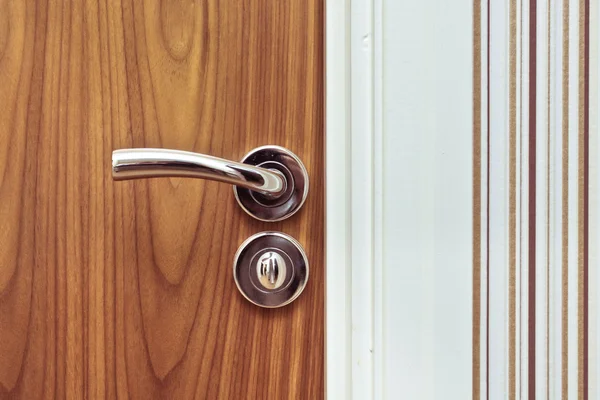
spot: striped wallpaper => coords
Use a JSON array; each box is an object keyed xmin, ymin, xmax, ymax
[{"xmin": 473, "ymin": 0, "xmax": 598, "ymax": 399}]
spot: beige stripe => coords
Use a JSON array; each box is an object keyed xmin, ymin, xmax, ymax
[
  {"xmin": 509, "ymin": 0, "xmax": 517, "ymax": 398},
  {"xmin": 578, "ymin": 0, "xmax": 586, "ymax": 398},
  {"xmin": 562, "ymin": 0, "xmax": 570, "ymax": 397},
  {"xmin": 588, "ymin": 0, "xmax": 598, "ymax": 397},
  {"xmin": 473, "ymin": 0, "xmax": 482, "ymax": 398}
]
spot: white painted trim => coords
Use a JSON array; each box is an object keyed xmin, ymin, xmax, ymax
[
  {"xmin": 325, "ymin": 0, "xmax": 472, "ymax": 398},
  {"xmin": 372, "ymin": 0, "xmax": 384, "ymax": 397},
  {"xmin": 325, "ymin": 0, "xmax": 378, "ymax": 397},
  {"xmin": 325, "ymin": 0, "xmax": 352, "ymax": 398},
  {"xmin": 349, "ymin": 0, "xmax": 375, "ymax": 397}
]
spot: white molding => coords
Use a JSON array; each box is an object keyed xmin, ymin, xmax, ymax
[
  {"xmin": 325, "ymin": 0, "xmax": 352, "ymax": 398},
  {"xmin": 326, "ymin": 0, "xmax": 472, "ymax": 398},
  {"xmin": 325, "ymin": 0, "xmax": 378, "ymax": 397},
  {"xmin": 372, "ymin": 0, "xmax": 384, "ymax": 397},
  {"xmin": 349, "ymin": 0, "xmax": 376, "ymax": 397}
]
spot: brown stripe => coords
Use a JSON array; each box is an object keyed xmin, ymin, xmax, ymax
[
  {"xmin": 519, "ymin": 2, "xmax": 525, "ymax": 395},
  {"xmin": 579, "ymin": 0, "xmax": 585, "ymax": 394},
  {"xmin": 583, "ymin": 0, "xmax": 590, "ymax": 396},
  {"xmin": 529, "ymin": 0, "xmax": 538, "ymax": 397},
  {"xmin": 473, "ymin": 0, "xmax": 482, "ymax": 396},
  {"xmin": 486, "ymin": 0, "xmax": 491, "ymax": 397},
  {"xmin": 562, "ymin": 0, "xmax": 570, "ymax": 396},
  {"xmin": 578, "ymin": 0, "xmax": 590, "ymax": 398},
  {"xmin": 547, "ymin": 0, "xmax": 552, "ymax": 397},
  {"xmin": 509, "ymin": 0, "xmax": 517, "ymax": 398},
  {"xmin": 578, "ymin": 0, "xmax": 584, "ymax": 397}
]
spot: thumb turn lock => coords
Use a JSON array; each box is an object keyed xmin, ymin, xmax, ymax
[{"xmin": 233, "ymin": 232, "xmax": 309, "ymax": 308}]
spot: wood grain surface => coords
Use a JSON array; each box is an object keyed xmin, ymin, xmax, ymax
[{"xmin": 0, "ymin": 0, "xmax": 324, "ymax": 398}]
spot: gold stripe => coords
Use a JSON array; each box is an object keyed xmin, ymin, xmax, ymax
[
  {"xmin": 473, "ymin": 0, "xmax": 482, "ymax": 398},
  {"xmin": 562, "ymin": 0, "xmax": 570, "ymax": 397},
  {"xmin": 509, "ymin": 0, "xmax": 517, "ymax": 398},
  {"xmin": 578, "ymin": 0, "xmax": 586, "ymax": 398}
]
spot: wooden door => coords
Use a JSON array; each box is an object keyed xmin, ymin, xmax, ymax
[{"xmin": 0, "ymin": 1, "xmax": 323, "ymax": 398}]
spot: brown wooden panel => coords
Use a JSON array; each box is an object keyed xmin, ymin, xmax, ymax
[{"xmin": 0, "ymin": 0, "xmax": 324, "ymax": 398}]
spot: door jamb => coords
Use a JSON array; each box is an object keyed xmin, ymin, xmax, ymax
[{"xmin": 325, "ymin": 0, "xmax": 380, "ymax": 397}]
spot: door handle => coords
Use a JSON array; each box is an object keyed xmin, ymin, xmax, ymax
[{"xmin": 111, "ymin": 145, "xmax": 308, "ymax": 221}]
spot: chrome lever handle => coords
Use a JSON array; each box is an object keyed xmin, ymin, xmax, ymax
[
  {"xmin": 111, "ymin": 145, "xmax": 309, "ymax": 222},
  {"xmin": 112, "ymin": 148, "xmax": 287, "ymax": 198}
]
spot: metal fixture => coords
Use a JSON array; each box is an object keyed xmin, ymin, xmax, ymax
[
  {"xmin": 111, "ymin": 145, "xmax": 309, "ymax": 221},
  {"xmin": 233, "ymin": 232, "xmax": 309, "ymax": 308},
  {"xmin": 256, "ymin": 251, "xmax": 287, "ymax": 290}
]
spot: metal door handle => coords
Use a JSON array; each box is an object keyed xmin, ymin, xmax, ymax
[
  {"xmin": 111, "ymin": 145, "xmax": 308, "ymax": 221},
  {"xmin": 112, "ymin": 148, "xmax": 287, "ymax": 197}
]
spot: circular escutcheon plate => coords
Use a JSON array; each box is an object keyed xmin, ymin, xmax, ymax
[
  {"xmin": 233, "ymin": 146, "xmax": 309, "ymax": 222},
  {"xmin": 233, "ymin": 232, "xmax": 309, "ymax": 308}
]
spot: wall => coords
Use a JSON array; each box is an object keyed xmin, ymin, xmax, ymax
[{"xmin": 326, "ymin": 0, "xmax": 599, "ymax": 398}]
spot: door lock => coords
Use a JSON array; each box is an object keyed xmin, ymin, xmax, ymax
[{"xmin": 233, "ymin": 232, "xmax": 309, "ymax": 308}]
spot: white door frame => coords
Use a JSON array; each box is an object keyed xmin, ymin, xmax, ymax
[
  {"xmin": 325, "ymin": 0, "xmax": 474, "ymax": 396},
  {"xmin": 325, "ymin": 0, "xmax": 380, "ymax": 397}
]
